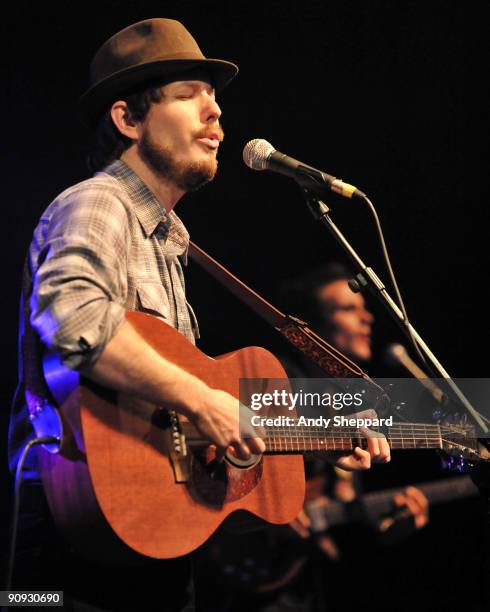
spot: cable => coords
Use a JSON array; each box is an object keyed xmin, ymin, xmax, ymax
[
  {"xmin": 361, "ymin": 194, "xmax": 433, "ymax": 374},
  {"xmin": 360, "ymin": 195, "xmax": 490, "ymax": 432},
  {"xmin": 5, "ymin": 436, "xmax": 60, "ymax": 592}
]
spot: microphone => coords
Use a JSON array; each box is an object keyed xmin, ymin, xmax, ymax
[
  {"xmin": 385, "ymin": 343, "xmax": 447, "ymax": 405},
  {"xmin": 243, "ymin": 139, "xmax": 365, "ymax": 200}
]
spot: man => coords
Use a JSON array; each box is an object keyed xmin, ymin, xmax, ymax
[
  {"xmin": 281, "ymin": 261, "xmax": 428, "ymax": 528},
  {"xmin": 8, "ymin": 19, "xmax": 389, "ymax": 609}
]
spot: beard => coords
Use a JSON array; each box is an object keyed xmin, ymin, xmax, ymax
[{"xmin": 139, "ymin": 128, "xmax": 218, "ymax": 193}]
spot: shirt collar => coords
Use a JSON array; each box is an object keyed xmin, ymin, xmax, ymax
[
  {"xmin": 101, "ymin": 159, "xmax": 169, "ymax": 238},
  {"xmin": 100, "ymin": 160, "xmax": 190, "ymax": 263}
]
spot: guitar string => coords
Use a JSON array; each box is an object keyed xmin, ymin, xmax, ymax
[{"xmin": 258, "ymin": 422, "xmax": 470, "ymax": 451}]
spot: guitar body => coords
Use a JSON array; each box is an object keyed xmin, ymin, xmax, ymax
[{"xmin": 38, "ymin": 312, "xmax": 305, "ymax": 561}]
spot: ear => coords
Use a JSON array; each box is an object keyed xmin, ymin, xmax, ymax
[{"xmin": 110, "ymin": 100, "xmax": 140, "ymax": 141}]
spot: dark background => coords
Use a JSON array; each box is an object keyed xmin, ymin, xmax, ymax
[{"xmin": 2, "ymin": 1, "xmax": 489, "ymax": 609}]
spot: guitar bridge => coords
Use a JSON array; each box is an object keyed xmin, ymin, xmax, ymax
[{"xmin": 168, "ymin": 410, "xmax": 191, "ymax": 483}]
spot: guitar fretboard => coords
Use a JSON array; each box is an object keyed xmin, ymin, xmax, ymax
[{"xmin": 264, "ymin": 422, "xmax": 447, "ymax": 453}]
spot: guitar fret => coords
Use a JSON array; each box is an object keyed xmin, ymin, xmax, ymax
[{"xmin": 263, "ymin": 422, "xmax": 449, "ymax": 453}]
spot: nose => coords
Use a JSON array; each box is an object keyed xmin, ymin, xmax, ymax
[
  {"xmin": 361, "ymin": 308, "xmax": 374, "ymax": 326},
  {"xmin": 202, "ymin": 91, "xmax": 222, "ymax": 123}
]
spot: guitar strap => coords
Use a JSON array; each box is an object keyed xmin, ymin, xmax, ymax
[
  {"xmin": 16, "ymin": 240, "xmax": 368, "ymax": 448},
  {"xmin": 188, "ymin": 241, "xmax": 368, "ymax": 379}
]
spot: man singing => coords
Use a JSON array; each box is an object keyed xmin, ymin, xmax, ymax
[{"xmin": 9, "ymin": 19, "xmax": 389, "ymax": 609}]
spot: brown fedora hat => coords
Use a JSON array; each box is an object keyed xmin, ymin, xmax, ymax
[{"xmin": 79, "ymin": 18, "xmax": 238, "ymax": 127}]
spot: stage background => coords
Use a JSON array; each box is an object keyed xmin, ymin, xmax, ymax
[{"xmin": 2, "ymin": 1, "xmax": 488, "ymax": 608}]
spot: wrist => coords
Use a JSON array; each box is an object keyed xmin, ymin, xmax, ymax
[{"xmin": 171, "ymin": 374, "xmax": 210, "ymax": 419}]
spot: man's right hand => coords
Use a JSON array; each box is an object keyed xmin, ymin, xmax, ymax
[
  {"xmin": 83, "ymin": 320, "xmax": 266, "ymax": 460},
  {"xmin": 188, "ymin": 387, "xmax": 266, "ymax": 461}
]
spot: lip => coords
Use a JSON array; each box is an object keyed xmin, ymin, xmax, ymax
[
  {"xmin": 196, "ymin": 137, "xmax": 220, "ymax": 150},
  {"xmin": 355, "ymin": 333, "xmax": 371, "ymax": 342}
]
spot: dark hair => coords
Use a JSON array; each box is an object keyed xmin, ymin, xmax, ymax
[
  {"xmin": 279, "ymin": 262, "xmax": 353, "ymax": 328},
  {"xmin": 87, "ymin": 84, "xmax": 165, "ymax": 173}
]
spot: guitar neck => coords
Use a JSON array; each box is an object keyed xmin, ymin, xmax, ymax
[
  {"xmin": 264, "ymin": 422, "xmax": 444, "ymax": 453},
  {"xmin": 319, "ymin": 475, "xmax": 478, "ymax": 529}
]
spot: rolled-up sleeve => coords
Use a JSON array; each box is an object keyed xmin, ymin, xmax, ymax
[{"xmin": 30, "ymin": 185, "xmax": 130, "ymax": 370}]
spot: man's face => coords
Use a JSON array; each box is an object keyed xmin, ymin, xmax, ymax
[
  {"xmin": 316, "ymin": 279, "xmax": 374, "ymax": 362},
  {"xmin": 138, "ymin": 71, "xmax": 224, "ymax": 192}
]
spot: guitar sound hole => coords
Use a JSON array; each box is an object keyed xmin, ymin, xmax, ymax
[{"xmin": 191, "ymin": 448, "xmax": 263, "ymax": 507}]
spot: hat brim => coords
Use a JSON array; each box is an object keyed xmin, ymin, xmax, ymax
[{"xmin": 78, "ymin": 58, "xmax": 238, "ymax": 128}]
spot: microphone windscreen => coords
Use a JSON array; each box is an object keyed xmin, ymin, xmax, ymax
[
  {"xmin": 243, "ymin": 139, "xmax": 275, "ymax": 170},
  {"xmin": 385, "ymin": 343, "xmax": 408, "ymax": 368}
]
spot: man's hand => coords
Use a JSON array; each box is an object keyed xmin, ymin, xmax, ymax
[
  {"xmin": 325, "ymin": 428, "xmax": 391, "ymax": 471},
  {"xmin": 391, "ymin": 486, "xmax": 429, "ymax": 529},
  {"xmin": 82, "ymin": 320, "xmax": 266, "ymax": 461},
  {"xmin": 377, "ymin": 486, "xmax": 429, "ymax": 541},
  {"xmin": 189, "ymin": 387, "xmax": 266, "ymax": 461}
]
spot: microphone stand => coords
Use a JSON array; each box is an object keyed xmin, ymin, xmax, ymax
[
  {"xmin": 302, "ymin": 189, "xmax": 488, "ymax": 436},
  {"xmin": 304, "ymin": 189, "xmax": 490, "ymax": 602}
]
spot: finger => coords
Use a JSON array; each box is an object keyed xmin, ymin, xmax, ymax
[
  {"xmin": 353, "ymin": 446, "xmax": 371, "ymax": 469},
  {"xmin": 360, "ymin": 426, "xmax": 391, "ymax": 463},
  {"xmin": 232, "ymin": 439, "xmax": 252, "ymax": 461},
  {"xmin": 247, "ymin": 436, "xmax": 266, "ymax": 455},
  {"xmin": 400, "ymin": 496, "xmax": 418, "ymax": 516},
  {"xmin": 225, "ymin": 432, "xmax": 252, "ymax": 461},
  {"xmin": 318, "ymin": 535, "xmax": 340, "ymax": 561},
  {"xmin": 404, "ymin": 487, "xmax": 429, "ymax": 528},
  {"xmin": 402, "ymin": 497, "xmax": 427, "ymax": 528},
  {"xmin": 391, "ymin": 492, "xmax": 427, "ymax": 529},
  {"xmin": 378, "ymin": 437, "xmax": 391, "ymax": 462},
  {"xmin": 365, "ymin": 435, "xmax": 381, "ymax": 462},
  {"xmin": 297, "ymin": 509, "xmax": 311, "ymax": 530},
  {"xmin": 337, "ymin": 447, "xmax": 371, "ymax": 471},
  {"xmin": 364, "ymin": 432, "xmax": 391, "ymax": 463},
  {"xmin": 392, "ymin": 493, "xmax": 421, "ymax": 516},
  {"xmin": 405, "ymin": 486, "xmax": 429, "ymax": 512},
  {"xmin": 360, "ymin": 427, "xmax": 381, "ymax": 461},
  {"xmin": 415, "ymin": 515, "xmax": 429, "ymax": 529},
  {"xmin": 234, "ymin": 432, "xmax": 265, "ymax": 457},
  {"xmin": 392, "ymin": 493, "xmax": 406, "ymax": 508},
  {"xmin": 289, "ymin": 518, "xmax": 310, "ymax": 539}
]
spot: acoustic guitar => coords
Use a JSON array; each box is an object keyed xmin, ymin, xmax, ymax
[{"xmin": 37, "ymin": 311, "xmax": 483, "ymax": 562}]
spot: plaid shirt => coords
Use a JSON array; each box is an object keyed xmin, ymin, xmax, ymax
[
  {"xmin": 10, "ymin": 159, "xmax": 199, "ymax": 477},
  {"xmin": 31, "ymin": 159, "xmax": 198, "ymax": 368}
]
